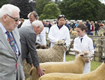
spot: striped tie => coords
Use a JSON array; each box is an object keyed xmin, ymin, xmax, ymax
[{"xmin": 6, "ymin": 31, "xmax": 18, "ymax": 60}]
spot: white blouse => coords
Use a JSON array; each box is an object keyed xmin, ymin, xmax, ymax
[{"xmin": 73, "ymin": 34, "xmax": 94, "ymax": 54}]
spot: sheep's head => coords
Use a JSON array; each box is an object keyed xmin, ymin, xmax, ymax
[
  {"xmin": 79, "ymin": 50, "xmax": 94, "ymax": 61},
  {"xmin": 55, "ymin": 40, "xmax": 67, "ymax": 50}
]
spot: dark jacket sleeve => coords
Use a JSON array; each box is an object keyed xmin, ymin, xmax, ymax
[
  {"xmin": 25, "ymin": 53, "xmax": 32, "ymax": 64},
  {"xmin": 26, "ymin": 33, "xmax": 39, "ymax": 67}
]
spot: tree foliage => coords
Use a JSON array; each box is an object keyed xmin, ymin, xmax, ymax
[
  {"xmin": 39, "ymin": 2, "xmax": 61, "ymax": 20},
  {"xmin": 9, "ymin": 0, "xmax": 35, "ymax": 18},
  {"xmin": 36, "ymin": 0, "xmax": 50, "ymax": 16},
  {"xmin": 97, "ymin": 4, "xmax": 105, "ymax": 20},
  {"xmin": 0, "ymin": 0, "xmax": 10, "ymax": 8},
  {"xmin": 58, "ymin": 0, "xmax": 101, "ymax": 21}
]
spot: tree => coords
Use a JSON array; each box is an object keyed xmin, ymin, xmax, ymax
[
  {"xmin": 36, "ymin": 0, "xmax": 50, "ymax": 16},
  {"xmin": 97, "ymin": 4, "xmax": 105, "ymax": 20},
  {"xmin": 0, "ymin": 0, "xmax": 10, "ymax": 7},
  {"xmin": 9, "ymin": 0, "xmax": 35, "ymax": 18},
  {"xmin": 39, "ymin": 2, "xmax": 61, "ymax": 20},
  {"xmin": 58, "ymin": 0, "xmax": 101, "ymax": 21}
]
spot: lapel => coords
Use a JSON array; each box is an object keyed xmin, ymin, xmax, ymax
[{"xmin": 0, "ymin": 28, "xmax": 16, "ymax": 59}]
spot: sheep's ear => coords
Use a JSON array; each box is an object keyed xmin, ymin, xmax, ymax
[
  {"xmin": 80, "ymin": 53, "xmax": 84, "ymax": 56},
  {"xmin": 80, "ymin": 54, "xmax": 84, "ymax": 56},
  {"xmin": 29, "ymin": 69, "xmax": 32, "ymax": 75},
  {"xmin": 57, "ymin": 40, "xmax": 63, "ymax": 44},
  {"xmin": 79, "ymin": 52, "xmax": 84, "ymax": 56},
  {"xmin": 57, "ymin": 40, "xmax": 61, "ymax": 44}
]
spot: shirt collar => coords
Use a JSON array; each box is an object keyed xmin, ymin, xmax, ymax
[
  {"xmin": 0, "ymin": 23, "xmax": 7, "ymax": 34},
  {"xmin": 79, "ymin": 34, "xmax": 87, "ymax": 39},
  {"xmin": 57, "ymin": 24, "xmax": 63, "ymax": 29}
]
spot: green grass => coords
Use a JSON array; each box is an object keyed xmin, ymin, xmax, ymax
[
  {"xmin": 91, "ymin": 60, "xmax": 102, "ymax": 71},
  {"xmin": 66, "ymin": 55, "xmax": 75, "ymax": 61},
  {"xmin": 66, "ymin": 55, "xmax": 103, "ymax": 71}
]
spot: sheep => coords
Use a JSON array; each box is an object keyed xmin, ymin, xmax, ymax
[
  {"xmin": 23, "ymin": 60, "xmax": 31, "ymax": 79},
  {"xmin": 38, "ymin": 62, "xmax": 105, "ymax": 80},
  {"xmin": 30, "ymin": 51, "xmax": 93, "ymax": 80},
  {"xmin": 37, "ymin": 40, "xmax": 67, "ymax": 63},
  {"xmin": 23, "ymin": 40, "xmax": 67, "ymax": 79}
]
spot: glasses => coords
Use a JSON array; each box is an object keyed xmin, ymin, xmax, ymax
[
  {"xmin": 6, "ymin": 14, "xmax": 20, "ymax": 22},
  {"xmin": 58, "ymin": 15, "xmax": 65, "ymax": 18}
]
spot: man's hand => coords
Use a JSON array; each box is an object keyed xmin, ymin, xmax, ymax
[{"xmin": 36, "ymin": 66, "xmax": 46, "ymax": 77}]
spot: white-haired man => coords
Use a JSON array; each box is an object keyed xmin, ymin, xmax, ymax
[
  {"xmin": 0, "ymin": 4, "xmax": 25, "ymax": 80},
  {"xmin": 19, "ymin": 20, "xmax": 45, "ymax": 77}
]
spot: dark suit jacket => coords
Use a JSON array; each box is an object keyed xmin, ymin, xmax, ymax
[
  {"xmin": 19, "ymin": 26, "xmax": 39, "ymax": 67},
  {"xmin": 0, "ymin": 26, "xmax": 25, "ymax": 80}
]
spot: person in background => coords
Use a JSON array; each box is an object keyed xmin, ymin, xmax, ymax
[
  {"xmin": 95, "ymin": 21, "xmax": 100, "ymax": 36},
  {"xmin": 73, "ymin": 24, "xmax": 94, "ymax": 74},
  {"xmin": 19, "ymin": 20, "xmax": 45, "ymax": 77},
  {"xmin": 47, "ymin": 21, "xmax": 52, "ymax": 32},
  {"xmin": 21, "ymin": 11, "xmax": 46, "ymax": 48},
  {"xmin": 0, "ymin": 4, "xmax": 25, "ymax": 80},
  {"xmin": 65, "ymin": 19, "xmax": 71, "ymax": 30},
  {"xmin": 75, "ymin": 21, "xmax": 79, "ymax": 27},
  {"xmin": 18, "ymin": 18, "xmax": 24, "ymax": 28},
  {"xmin": 72, "ymin": 22, "xmax": 75, "ymax": 30},
  {"xmin": 90, "ymin": 21, "xmax": 95, "ymax": 35},
  {"xmin": 85, "ymin": 20, "xmax": 91, "ymax": 35},
  {"xmin": 79, "ymin": 21, "xmax": 83, "ymax": 24},
  {"xmin": 48, "ymin": 15, "xmax": 70, "ymax": 62}
]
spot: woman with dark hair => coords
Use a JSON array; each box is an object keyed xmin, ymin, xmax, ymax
[
  {"xmin": 73, "ymin": 24, "xmax": 94, "ymax": 73},
  {"xmin": 48, "ymin": 15, "xmax": 70, "ymax": 62}
]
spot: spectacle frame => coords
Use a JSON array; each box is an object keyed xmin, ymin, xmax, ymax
[{"xmin": 6, "ymin": 14, "xmax": 20, "ymax": 22}]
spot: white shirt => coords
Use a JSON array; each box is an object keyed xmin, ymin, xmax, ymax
[
  {"xmin": 48, "ymin": 24, "xmax": 70, "ymax": 48},
  {"xmin": 21, "ymin": 19, "xmax": 46, "ymax": 46},
  {"xmin": 36, "ymin": 28, "xmax": 46, "ymax": 45},
  {"xmin": 21, "ymin": 19, "xmax": 31, "ymax": 27},
  {"xmin": 73, "ymin": 34, "xmax": 94, "ymax": 54}
]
